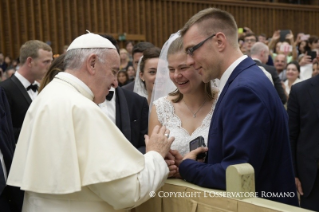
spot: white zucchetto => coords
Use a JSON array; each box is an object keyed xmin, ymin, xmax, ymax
[{"xmin": 67, "ymin": 30, "xmax": 116, "ymax": 51}]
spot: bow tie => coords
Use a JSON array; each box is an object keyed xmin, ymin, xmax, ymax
[
  {"xmin": 26, "ymin": 84, "xmax": 38, "ymax": 92},
  {"xmin": 106, "ymin": 91, "xmax": 114, "ymax": 101}
]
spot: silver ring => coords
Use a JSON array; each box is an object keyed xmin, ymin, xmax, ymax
[{"xmin": 164, "ymin": 133, "xmax": 169, "ymax": 138}]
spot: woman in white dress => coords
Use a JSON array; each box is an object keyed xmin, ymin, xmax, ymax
[{"xmin": 149, "ymin": 35, "xmax": 218, "ymax": 162}]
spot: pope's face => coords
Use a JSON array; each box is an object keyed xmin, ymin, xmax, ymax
[{"xmin": 95, "ymin": 49, "xmax": 120, "ymax": 101}]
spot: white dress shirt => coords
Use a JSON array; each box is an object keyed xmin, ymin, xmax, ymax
[
  {"xmin": 15, "ymin": 71, "xmax": 38, "ymax": 100},
  {"xmin": 99, "ymin": 87, "xmax": 116, "ymax": 124},
  {"xmin": 218, "ymin": 55, "xmax": 247, "ymax": 94}
]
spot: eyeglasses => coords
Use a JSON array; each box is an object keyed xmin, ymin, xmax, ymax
[
  {"xmin": 244, "ymin": 38, "xmax": 256, "ymax": 43},
  {"xmin": 186, "ymin": 34, "xmax": 216, "ymax": 56}
]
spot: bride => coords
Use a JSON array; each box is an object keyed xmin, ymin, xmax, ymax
[{"xmin": 149, "ymin": 34, "xmax": 219, "ymax": 160}]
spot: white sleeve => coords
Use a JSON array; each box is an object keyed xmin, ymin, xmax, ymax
[{"xmin": 88, "ymin": 151, "xmax": 168, "ymax": 210}]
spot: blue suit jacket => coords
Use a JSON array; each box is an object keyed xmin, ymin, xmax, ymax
[{"xmin": 179, "ymin": 57, "xmax": 298, "ymax": 206}]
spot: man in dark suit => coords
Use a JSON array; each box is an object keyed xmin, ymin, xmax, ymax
[
  {"xmin": 0, "ymin": 87, "xmax": 23, "ymax": 212},
  {"xmin": 250, "ymin": 42, "xmax": 287, "ymax": 104},
  {"xmin": 177, "ymin": 8, "xmax": 298, "ymax": 206},
  {"xmin": 122, "ymin": 42, "xmax": 154, "ymax": 92},
  {"xmin": 101, "ymin": 78, "xmax": 148, "ymax": 153},
  {"xmin": 115, "ymin": 87, "xmax": 148, "ymax": 153},
  {"xmin": 0, "ymin": 40, "xmax": 52, "ymax": 141},
  {"xmin": 288, "ymin": 74, "xmax": 319, "ymax": 211}
]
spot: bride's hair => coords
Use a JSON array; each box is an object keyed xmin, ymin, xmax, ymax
[{"xmin": 167, "ymin": 37, "xmax": 213, "ymax": 103}]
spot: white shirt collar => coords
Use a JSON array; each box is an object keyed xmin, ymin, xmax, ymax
[
  {"xmin": 98, "ymin": 87, "xmax": 116, "ymax": 124},
  {"xmin": 15, "ymin": 71, "xmax": 33, "ymax": 88},
  {"xmin": 218, "ymin": 55, "xmax": 247, "ymax": 94},
  {"xmin": 109, "ymin": 87, "xmax": 115, "ymax": 92},
  {"xmin": 57, "ymin": 72, "xmax": 94, "ymax": 97}
]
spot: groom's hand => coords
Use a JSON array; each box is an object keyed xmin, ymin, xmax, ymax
[{"xmin": 182, "ymin": 147, "xmax": 208, "ymax": 161}]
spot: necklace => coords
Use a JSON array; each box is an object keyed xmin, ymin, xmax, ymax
[{"xmin": 183, "ymin": 99, "xmax": 207, "ymax": 118}]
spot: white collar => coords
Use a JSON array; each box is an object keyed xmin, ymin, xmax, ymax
[
  {"xmin": 56, "ymin": 72, "xmax": 93, "ymax": 97},
  {"xmin": 15, "ymin": 71, "xmax": 33, "ymax": 88},
  {"xmin": 218, "ymin": 55, "xmax": 247, "ymax": 94},
  {"xmin": 109, "ymin": 87, "xmax": 115, "ymax": 92}
]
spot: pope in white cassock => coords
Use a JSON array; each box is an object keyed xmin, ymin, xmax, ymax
[{"xmin": 7, "ymin": 32, "xmax": 174, "ymax": 211}]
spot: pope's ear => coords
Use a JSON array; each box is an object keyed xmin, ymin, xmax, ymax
[{"xmin": 87, "ymin": 54, "xmax": 97, "ymax": 74}]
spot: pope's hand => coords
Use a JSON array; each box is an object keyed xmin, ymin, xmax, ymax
[
  {"xmin": 165, "ymin": 152, "xmax": 177, "ymax": 178},
  {"xmin": 145, "ymin": 125, "xmax": 174, "ymax": 158}
]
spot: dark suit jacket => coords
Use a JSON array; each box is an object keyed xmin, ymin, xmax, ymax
[
  {"xmin": 122, "ymin": 81, "xmax": 135, "ymax": 92},
  {"xmin": 288, "ymin": 75, "xmax": 319, "ymax": 197},
  {"xmin": 115, "ymin": 87, "xmax": 148, "ymax": 153},
  {"xmin": 0, "ymin": 75, "xmax": 32, "ymax": 141},
  {"xmin": 179, "ymin": 57, "xmax": 298, "ymax": 206},
  {"xmin": 0, "ymin": 87, "xmax": 23, "ymax": 211},
  {"xmin": 253, "ymin": 59, "xmax": 287, "ymax": 104}
]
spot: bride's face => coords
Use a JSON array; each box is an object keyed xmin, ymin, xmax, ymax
[{"xmin": 168, "ymin": 51, "xmax": 203, "ymax": 95}]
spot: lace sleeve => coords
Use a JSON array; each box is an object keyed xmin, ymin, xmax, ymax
[
  {"xmin": 153, "ymin": 96, "xmax": 172, "ymax": 126},
  {"xmin": 153, "ymin": 97, "xmax": 165, "ymax": 125}
]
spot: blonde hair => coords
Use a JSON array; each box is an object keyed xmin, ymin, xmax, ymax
[
  {"xmin": 19, "ymin": 40, "xmax": 52, "ymax": 64},
  {"xmin": 180, "ymin": 8, "xmax": 238, "ymax": 48}
]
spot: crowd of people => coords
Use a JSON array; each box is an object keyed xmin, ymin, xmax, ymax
[{"xmin": 0, "ymin": 7, "xmax": 318, "ymax": 212}]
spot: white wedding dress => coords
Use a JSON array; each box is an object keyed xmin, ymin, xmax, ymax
[{"xmin": 153, "ymin": 96, "xmax": 216, "ymax": 156}]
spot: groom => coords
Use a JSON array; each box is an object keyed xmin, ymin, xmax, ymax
[{"xmin": 177, "ymin": 8, "xmax": 298, "ymax": 206}]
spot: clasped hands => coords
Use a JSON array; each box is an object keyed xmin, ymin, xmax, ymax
[
  {"xmin": 165, "ymin": 147, "xmax": 208, "ymax": 178},
  {"xmin": 145, "ymin": 125, "xmax": 208, "ymax": 178}
]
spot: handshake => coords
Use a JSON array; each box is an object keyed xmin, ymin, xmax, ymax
[{"xmin": 145, "ymin": 126, "xmax": 208, "ymax": 178}]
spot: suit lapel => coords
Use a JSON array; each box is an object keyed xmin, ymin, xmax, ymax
[
  {"xmin": 10, "ymin": 75, "xmax": 32, "ymax": 104},
  {"xmin": 115, "ymin": 88, "xmax": 131, "ymax": 141},
  {"xmin": 309, "ymin": 75, "xmax": 319, "ymax": 119},
  {"xmin": 208, "ymin": 57, "xmax": 256, "ymax": 153},
  {"xmin": 214, "ymin": 57, "xmax": 256, "ymax": 113},
  {"xmin": 0, "ymin": 88, "xmax": 14, "ymax": 170}
]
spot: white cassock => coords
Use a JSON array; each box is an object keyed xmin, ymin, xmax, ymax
[{"xmin": 7, "ymin": 72, "xmax": 168, "ymax": 212}]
